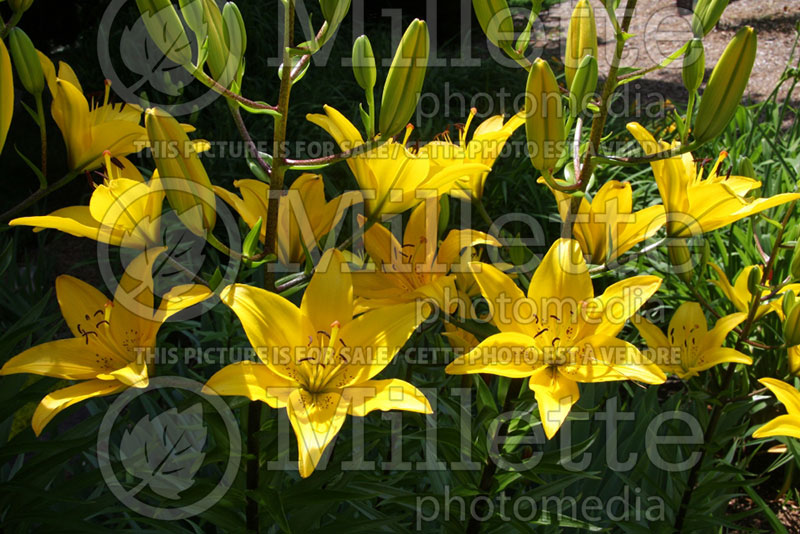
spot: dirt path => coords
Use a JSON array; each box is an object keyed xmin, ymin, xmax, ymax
[{"xmin": 539, "ymin": 0, "xmax": 800, "ymax": 102}]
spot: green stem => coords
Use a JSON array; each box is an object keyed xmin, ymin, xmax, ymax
[
  {"xmin": 465, "ymin": 379, "xmax": 523, "ymax": 534},
  {"xmin": 0, "ymin": 169, "xmax": 80, "ymax": 223},
  {"xmin": 35, "ymin": 92, "xmax": 47, "ymax": 187},
  {"xmin": 245, "ymin": 2, "xmax": 296, "ymax": 532},
  {"xmin": 563, "ymin": 0, "xmax": 639, "ymax": 234},
  {"xmin": 673, "ymin": 202, "xmax": 797, "ymax": 531}
]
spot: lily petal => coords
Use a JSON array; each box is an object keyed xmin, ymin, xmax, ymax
[
  {"xmin": 32, "ymin": 379, "xmax": 126, "ymax": 436},
  {"xmin": 300, "ymin": 249, "xmax": 353, "ymax": 331},
  {"xmin": 220, "ymin": 283, "xmax": 313, "ymax": 380},
  {"xmin": 445, "ymin": 332, "xmax": 540, "ymax": 378},
  {"xmin": 0, "ymin": 338, "xmax": 122, "ymax": 380},
  {"xmin": 759, "ymin": 378, "xmax": 800, "ymax": 416},
  {"xmin": 204, "ymin": 361, "xmax": 295, "ymax": 409},
  {"xmin": 529, "ymin": 366, "xmax": 580, "ymax": 440},
  {"xmin": 286, "ymin": 388, "xmax": 350, "ymax": 478},
  {"xmin": 752, "ymin": 414, "xmax": 800, "ymax": 440},
  {"xmin": 344, "ymin": 379, "xmax": 432, "ymax": 416}
]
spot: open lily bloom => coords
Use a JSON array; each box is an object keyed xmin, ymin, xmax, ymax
[
  {"xmin": 10, "ymin": 153, "xmax": 165, "ymax": 249},
  {"xmin": 307, "ymin": 105, "xmax": 490, "ymax": 217},
  {"xmin": 214, "ymin": 174, "xmax": 356, "ymax": 266},
  {"xmin": 627, "ymin": 123, "xmax": 800, "ymax": 237},
  {"xmin": 752, "ymin": 378, "xmax": 800, "ymax": 440},
  {"xmin": 38, "ymin": 52, "xmax": 147, "ymax": 172},
  {"xmin": 0, "ymin": 249, "xmax": 211, "ymax": 435},
  {"xmin": 352, "ymin": 199, "xmax": 500, "ymax": 312},
  {"xmin": 709, "ymin": 264, "xmax": 798, "ymax": 321},
  {"xmin": 204, "ymin": 250, "xmax": 431, "ymax": 477},
  {"xmin": 634, "ymin": 302, "xmax": 751, "ymax": 380},
  {"xmin": 416, "ymin": 109, "xmax": 525, "ymax": 201},
  {"xmin": 445, "ymin": 238, "xmax": 666, "ymax": 439},
  {"xmin": 541, "ymin": 179, "xmax": 666, "ymax": 265}
]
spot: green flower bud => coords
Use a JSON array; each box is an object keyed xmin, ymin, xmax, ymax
[
  {"xmin": 694, "ymin": 27, "xmax": 757, "ymax": 144},
  {"xmin": 145, "ymin": 108, "xmax": 216, "ymax": 235},
  {"xmin": 783, "ymin": 291, "xmax": 796, "ymax": 319},
  {"xmin": 682, "ymin": 38, "xmax": 705, "ymax": 94},
  {"xmin": 319, "ymin": 0, "xmax": 351, "ymax": 45},
  {"xmin": 738, "ymin": 156, "xmax": 756, "ymax": 178},
  {"xmin": 223, "ymin": 2, "xmax": 247, "ymax": 62},
  {"xmin": 8, "ymin": 28, "xmax": 44, "ymax": 96},
  {"xmin": 791, "ymin": 240, "xmax": 800, "ymax": 281},
  {"xmin": 352, "ymin": 35, "xmax": 376, "ymax": 91},
  {"xmin": 8, "ymin": 0, "xmax": 34, "ymax": 13},
  {"xmin": 568, "ymin": 54, "xmax": 598, "ymax": 116},
  {"xmin": 525, "ymin": 58, "xmax": 565, "ymax": 174},
  {"xmin": 564, "ymin": 0, "xmax": 597, "ymax": 89},
  {"xmin": 0, "ymin": 38, "xmax": 12, "ymax": 155},
  {"xmin": 692, "ymin": 0, "xmax": 730, "ymax": 37},
  {"xmin": 379, "ymin": 19, "xmax": 429, "ymax": 139},
  {"xmin": 746, "ymin": 265, "xmax": 762, "ymax": 297},
  {"xmin": 136, "ymin": 0, "xmax": 193, "ymax": 67},
  {"xmin": 784, "ymin": 304, "xmax": 800, "ymax": 348},
  {"xmin": 472, "ymin": 0, "xmax": 515, "ymax": 50}
]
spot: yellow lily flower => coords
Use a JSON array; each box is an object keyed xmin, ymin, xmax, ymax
[
  {"xmin": 541, "ymin": 179, "xmax": 666, "ymax": 265},
  {"xmin": 214, "ymin": 174, "xmax": 356, "ymax": 266},
  {"xmin": 709, "ymin": 264, "xmax": 787, "ymax": 321},
  {"xmin": 10, "ymin": 153, "xmax": 164, "ymax": 249},
  {"xmin": 627, "ymin": 123, "xmax": 800, "ymax": 237},
  {"xmin": 352, "ymin": 199, "xmax": 500, "ymax": 312},
  {"xmin": 445, "ymin": 238, "xmax": 666, "ymax": 439},
  {"xmin": 204, "ymin": 249, "xmax": 432, "ymax": 478},
  {"xmin": 38, "ymin": 52, "xmax": 147, "ymax": 172},
  {"xmin": 634, "ymin": 302, "xmax": 751, "ymax": 379},
  {"xmin": 416, "ymin": 109, "xmax": 525, "ymax": 201},
  {"xmin": 442, "ymin": 322, "xmax": 480, "ymax": 354},
  {"xmin": 307, "ymin": 105, "xmax": 490, "ymax": 217},
  {"xmin": 752, "ymin": 378, "xmax": 800, "ymax": 440},
  {"xmin": 789, "ymin": 346, "xmax": 800, "ymax": 376},
  {"xmin": 0, "ymin": 249, "xmax": 211, "ymax": 435}
]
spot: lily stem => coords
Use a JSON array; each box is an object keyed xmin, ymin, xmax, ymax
[
  {"xmin": 563, "ymin": 0, "xmax": 638, "ymax": 235},
  {"xmin": 465, "ymin": 379, "xmax": 523, "ymax": 534},
  {"xmin": 35, "ymin": 92, "xmax": 47, "ymax": 186},
  {"xmin": 0, "ymin": 169, "xmax": 80, "ymax": 223},
  {"xmin": 245, "ymin": 2, "xmax": 296, "ymax": 532},
  {"xmin": 673, "ymin": 202, "xmax": 797, "ymax": 531}
]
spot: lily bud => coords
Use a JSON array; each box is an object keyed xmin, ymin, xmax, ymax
[
  {"xmin": 682, "ymin": 38, "xmax": 705, "ymax": 94},
  {"xmin": 525, "ymin": 58, "xmax": 565, "ymax": 174},
  {"xmin": 564, "ymin": 0, "xmax": 597, "ymax": 89},
  {"xmin": 145, "ymin": 108, "xmax": 216, "ymax": 235},
  {"xmin": 8, "ymin": 28, "xmax": 44, "ymax": 96},
  {"xmin": 352, "ymin": 35, "xmax": 376, "ymax": 91},
  {"xmin": 746, "ymin": 265, "xmax": 761, "ymax": 297},
  {"xmin": 379, "ymin": 19, "xmax": 429, "ymax": 139},
  {"xmin": 784, "ymin": 304, "xmax": 800, "ymax": 348},
  {"xmin": 136, "ymin": 0, "xmax": 193, "ymax": 67},
  {"xmin": 568, "ymin": 54, "xmax": 598, "ymax": 116},
  {"xmin": 0, "ymin": 37, "xmax": 12, "ymax": 155},
  {"xmin": 692, "ymin": 0, "xmax": 730, "ymax": 37},
  {"xmin": 791, "ymin": 240, "xmax": 800, "ymax": 280},
  {"xmin": 318, "ymin": 0, "xmax": 351, "ymax": 48},
  {"xmin": 694, "ymin": 27, "xmax": 757, "ymax": 144},
  {"xmin": 668, "ymin": 239, "xmax": 694, "ymax": 283},
  {"xmin": 472, "ymin": 0, "xmax": 515, "ymax": 50},
  {"xmin": 223, "ymin": 2, "xmax": 247, "ymax": 66},
  {"xmin": 738, "ymin": 156, "xmax": 756, "ymax": 178},
  {"xmin": 783, "ymin": 291, "xmax": 796, "ymax": 319},
  {"xmin": 8, "ymin": 0, "xmax": 34, "ymax": 13}
]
